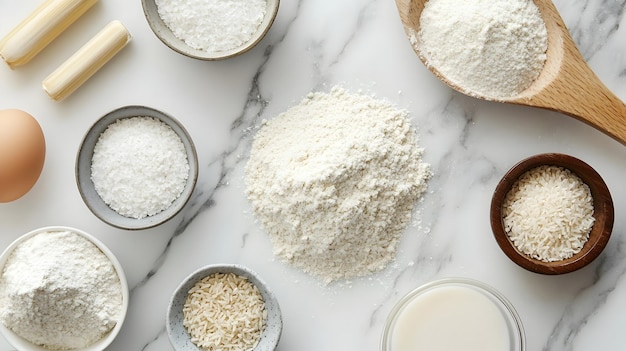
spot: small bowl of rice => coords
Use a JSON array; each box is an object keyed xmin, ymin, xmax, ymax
[
  {"xmin": 76, "ymin": 105, "xmax": 198, "ymax": 230},
  {"xmin": 141, "ymin": 0, "xmax": 280, "ymax": 60},
  {"xmin": 490, "ymin": 153, "xmax": 614, "ymax": 275},
  {"xmin": 166, "ymin": 264, "xmax": 282, "ymax": 351}
]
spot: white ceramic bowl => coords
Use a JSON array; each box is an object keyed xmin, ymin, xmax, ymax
[
  {"xmin": 141, "ymin": 0, "xmax": 280, "ymax": 60},
  {"xmin": 76, "ymin": 105, "xmax": 198, "ymax": 230},
  {"xmin": 167, "ymin": 264, "xmax": 282, "ymax": 351},
  {"xmin": 381, "ymin": 278, "xmax": 524, "ymax": 351},
  {"xmin": 0, "ymin": 226, "xmax": 129, "ymax": 351}
]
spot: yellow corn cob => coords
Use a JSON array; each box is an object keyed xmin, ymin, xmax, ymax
[
  {"xmin": 42, "ymin": 20, "xmax": 131, "ymax": 102},
  {"xmin": 0, "ymin": 0, "xmax": 98, "ymax": 68}
]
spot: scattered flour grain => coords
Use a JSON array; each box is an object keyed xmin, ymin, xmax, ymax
[
  {"xmin": 245, "ymin": 87, "xmax": 432, "ymax": 283},
  {"xmin": 417, "ymin": 0, "xmax": 548, "ymax": 99}
]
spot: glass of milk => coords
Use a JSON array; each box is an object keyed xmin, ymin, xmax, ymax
[{"xmin": 381, "ymin": 278, "xmax": 525, "ymax": 351}]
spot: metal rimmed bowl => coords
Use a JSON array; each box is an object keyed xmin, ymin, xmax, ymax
[
  {"xmin": 0, "ymin": 226, "xmax": 129, "ymax": 351},
  {"xmin": 76, "ymin": 105, "xmax": 198, "ymax": 230},
  {"xmin": 141, "ymin": 0, "xmax": 280, "ymax": 60},
  {"xmin": 167, "ymin": 264, "xmax": 282, "ymax": 351},
  {"xmin": 490, "ymin": 153, "xmax": 614, "ymax": 274},
  {"xmin": 381, "ymin": 278, "xmax": 524, "ymax": 351}
]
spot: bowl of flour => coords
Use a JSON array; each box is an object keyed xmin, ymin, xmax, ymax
[
  {"xmin": 76, "ymin": 105, "xmax": 198, "ymax": 230},
  {"xmin": 142, "ymin": 0, "xmax": 280, "ymax": 60},
  {"xmin": 0, "ymin": 226, "xmax": 129, "ymax": 351}
]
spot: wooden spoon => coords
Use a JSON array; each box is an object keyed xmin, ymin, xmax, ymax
[{"xmin": 395, "ymin": 0, "xmax": 626, "ymax": 146}]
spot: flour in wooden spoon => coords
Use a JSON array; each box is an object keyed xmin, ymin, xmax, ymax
[{"xmin": 416, "ymin": 0, "xmax": 548, "ymax": 99}]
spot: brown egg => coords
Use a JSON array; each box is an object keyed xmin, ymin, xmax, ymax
[{"xmin": 0, "ymin": 109, "xmax": 46, "ymax": 202}]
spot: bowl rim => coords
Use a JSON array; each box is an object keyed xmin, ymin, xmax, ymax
[
  {"xmin": 166, "ymin": 263, "xmax": 282, "ymax": 351},
  {"xmin": 141, "ymin": 0, "xmax": 280, "ymax": 60},
  {"xmin": 0, "ymin": 226, "xmax": 129, "ymax": 351},
  {"xmin": 490, "ymin": 153, "xmax": 614, "ymax": 274},
  {"xmin": 75, "ymin": 105, "xmax": 199, "ymax": 230},
  {"xmin": 380, "ymin": 277, "xmax": 525, "ymax": 351}
]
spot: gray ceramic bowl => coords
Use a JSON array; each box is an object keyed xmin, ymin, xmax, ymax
[
  {"xmin": 0, "ymin": 226, "xmax": 129, "ymax": 351},
  {"xmin": 141, "ymin": 0, "xmax": 280, "ymax": 60},
  {"xmin": 76, "ymin": 105, "xmax": 198, "ymax": 230},
  {"xmin": 167, "ymin": 264, "xmax": 282, "ymax": 351}
]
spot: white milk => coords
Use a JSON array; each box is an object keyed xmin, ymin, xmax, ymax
[{"xmin": 390, "ymin": 285, "xmax": 511, "ymax": 351}]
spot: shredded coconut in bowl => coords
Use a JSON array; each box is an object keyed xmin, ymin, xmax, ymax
[
  {"xmin": 90, "ymin": 116, "xmax": 190, "ymax": 219},
  {"xmin": 155, "ymin": 0, "xmax": 267, "ymax": 52},
  {"xmin": 245, "ymin": 87, "xmax": 432, "ymax": 284}
]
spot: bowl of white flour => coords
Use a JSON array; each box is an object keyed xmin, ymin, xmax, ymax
[
  {"xmin": 0, "ymin": 226, "xmax": 129, "ymax": 351},
  {"xmin": 142, "ymin": 0, "xmax": 280, "ymax": 60},
  {"xmin": 76, "ymin": 105, "xmax": 198, "ymax": 230}
]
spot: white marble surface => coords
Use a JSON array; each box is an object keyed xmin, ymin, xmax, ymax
[{"xmin": 1, "ymin": 0, "xmax": 626, "ymax": 350}]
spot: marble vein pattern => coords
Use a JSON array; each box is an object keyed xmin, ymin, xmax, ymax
[{"xmin": 0, "ymin": 0, "xmax": 626, "ymax": 350}]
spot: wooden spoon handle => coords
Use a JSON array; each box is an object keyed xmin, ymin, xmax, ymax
[
  {"xmin": 522, "ymin": 48, "xmax": 626, "ymax": 145},
  {"xmin": 513, "ymin": 0, "xmax": 626, "ymax": 146}
]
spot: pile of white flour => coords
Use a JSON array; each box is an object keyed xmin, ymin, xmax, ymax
[
  {"xmin": 417, "ymin": 0, "xmax": 548, "ymax": 99},
  {"xmin": 245, "ymin": 87, "xmax": 431, "ymax": 283},
  {"xmin": 0, "ymin": 230, "xmax": 123, "ymax": 350}
]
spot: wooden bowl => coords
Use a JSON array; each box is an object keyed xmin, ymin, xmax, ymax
[{"xmin": 490, "ymin": 153, "xmax": 614, "ymax": 274}]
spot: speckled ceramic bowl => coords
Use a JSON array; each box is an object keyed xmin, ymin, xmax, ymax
[
  {"xmin": 167, "ymin": 264, "xmax": 282, "ymax": 351},
  {"xmin": 141, "ymin": 0, "xmax": 280, "ymax": 60},
  {"xmin": 76, "ymin": 105, "xmax": 198, "ymax": 230},
  {"xmin": 0, "ymin": 226, "xmax": 129, "ymax": 351}
]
